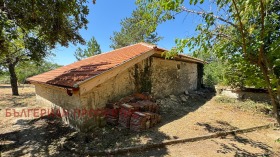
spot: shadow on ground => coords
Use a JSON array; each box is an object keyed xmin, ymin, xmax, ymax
[
  {"xmin": 63, "ymin": 89, "xmax": 216, "ymax": 156},
  {"xmin": 0, "ymin": 116, "xmax": 76, "ymax": 156},
  {"xmin": 127, "ymin": 120, "xmax": 276, "ymax": 157},
  {"xmin": 0, "ymin": 89, "xmax": 215, "ymax": 156},
  {"xmin": 0, "ymin": 89, "xmax": 35, "ymax": 108},
  {"xmin": 198, "ymin": 121, "xmax": 274, "ymax": 157}
]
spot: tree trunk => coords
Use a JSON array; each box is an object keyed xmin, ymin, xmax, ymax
[
  {"xmin": 259, "ymin": 63, "xmax": 280, "ymax": 124},
  {"xmin": 266, "ymin": 86, "xmax": 280, "ymax": 125},
  {"xmin": 276, "ymin": 86, "xmax": 280, "ymax": 124},
  {"xmin": 8, "ymin": 63, "xmax": 19, "ymax": 96}
]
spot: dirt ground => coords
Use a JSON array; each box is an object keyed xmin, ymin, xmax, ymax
[{"xmin": 0, "ymin": 84, "xmax": 279, "ymax": 157}]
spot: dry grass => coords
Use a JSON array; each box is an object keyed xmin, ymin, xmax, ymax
[{"xmin": 0, "ymin": 84, "xmax": 37, "ymax": 108}]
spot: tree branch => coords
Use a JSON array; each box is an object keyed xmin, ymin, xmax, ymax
[
  {"xmin": 212, "ymin": 32, "xmax": 242, "ymax": 45},
  {"xmin": 258, "ymin": 0, "xmax": 265, "ymax": 65},
  {"xmin": 232, "ymin": 0, "xmax": 247, "ymax": 55},
  {"xmin": 180, "ymin": 6, "xmax": 238, "ymax": 29}
]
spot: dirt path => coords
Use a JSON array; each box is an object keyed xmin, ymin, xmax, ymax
[{"xmin": 0, "ymin": 84, "xmax": 279, "ymax": 156}]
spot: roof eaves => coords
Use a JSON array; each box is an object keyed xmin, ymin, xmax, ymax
[
  {"xmin": 178, "ymin": 54, "xmax": 206, "ymax": 64},
  {"xmin": 73, "ymin": 48, "xmax": 155, "ymax": 88}
]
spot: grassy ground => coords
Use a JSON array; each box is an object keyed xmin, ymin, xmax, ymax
[{"xmin": 0, "ymin": 84, "xmax": 279, "ymax": 156}]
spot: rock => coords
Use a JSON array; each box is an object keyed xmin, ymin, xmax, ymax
[
  {"xmin": 180, "ymin": 95, "xmax": 188, "ymax": 102},
  {"xmin": 196, "ymin": 91, "xmax": 204, "ymax": 95},
  {"xmin": 181, "ymin": 97, "xmax": 187, "ymax": 102},
  {"xmin": 184, "ymin": 90, "xmax": 189, "ymax": 95},
  {"xmin": 169, "ymin": 95, "xmax": 178, "ymax": 101},
  {"xmin": 156, "ymin": 99, "xmax": 162, "ymax": 105}
]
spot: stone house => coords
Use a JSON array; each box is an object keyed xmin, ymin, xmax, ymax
[{"xmin": 27, "ymin": 43, "xmax": 205, "ymax": 131}]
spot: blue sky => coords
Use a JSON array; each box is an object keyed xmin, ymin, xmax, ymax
[{"xmin": 50, "ymin": 1, "xmax": 209, "ymax": 65}]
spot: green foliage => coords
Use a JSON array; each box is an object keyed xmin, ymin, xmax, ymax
[
  {"xmin": 74, "ymin": 37, "xmax": 101, "ymax": 61},
  {"xmin": 110, "ymin": 8, "xmax": 162, "ymax": 49},
  {"xmin": 16, "ymin": 60, "xmax": 62, "ymax": 84},
  {"xmin": 1, "ymin": 0, "xmax": 90, "ymax": 49},
  {"xmin": 1, "ymin": 0, "xmax": 91, "ymax": 61},
  {"xmin": 224, "ymin": 56, "xmax": 266, "ymax": 89},
  {"xmin": 199, "ymin": 55, "xmax": 266, "ymax": 88},
  {"xmin": 136, "ymin": 0, "xmax": 280, "ymax": 90},
  {"xmin": 138, "ymin": 0, "xmax": 280, "ymax": 123},
  {"xmin": 1, "ymin": 0, "xmax": 91, "ymax": 60},
  {"xmin": 203, "ymin": 61, "xmax": 226, "ymax": 87},
  {"xmin": 0, "ymin": 0, "xmax": 92, "ymax": 95},
  {"xmin": 0, "ymin": 73, "xmax": 9, "ymax": 84},
  {"xmin": 0, "ymin": 66, "xmax": 10, "ymax": 84}
]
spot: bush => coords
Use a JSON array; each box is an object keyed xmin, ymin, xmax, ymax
[
  {"xmin": 0, "ymin": 74, "xmax": 9, "ymax": 84},
  {"xmin": 203, "ymin": 61, "xmax": 226, "ymax": 87}
]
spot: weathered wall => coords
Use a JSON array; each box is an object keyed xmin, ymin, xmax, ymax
[
  {"xmin": 80, "ymin": 67, "xmax": 136, "ymax": 109},
  {"xmin": 35, "ymin": 83, "xmax": 83, "ymax": 129},
  {"xmin": 78, "ymin": 59, "xmax": 153, "ymax": 131},
  {"xmin": 34, "ymin": 57, "xmax": 200, "ymax": 131},
  {"xmin": 197, "ymin": 63, "xmax": 204, "ymax": 89},
  {"xmin": 151, "ymin": 57, "xmax": 198, "ymax": 98},
  {"xmin": 79, "ymin": 57, "xmax": 199, "ymax": 102},
  {"xmin": 80, "ymin": 58, "xmax": 152, "ymax": 110},
  {"xmin": 35, "ymin": 83, "xmax": 80, "ymax": 109}
]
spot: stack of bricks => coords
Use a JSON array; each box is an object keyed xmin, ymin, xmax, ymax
[
  {"xmin": 105, "ymin": 93, "xmax": 161, "ymax": 131},
  {"xmin": 105, "ymin": 108, "xmax": 119, "ymax": 125},
  {"xmin": 143, "ymin": 112, "xmax": 161, "ymax": 128},
  {"xmin": 135, "ymin": 100, "xmax": 160, "ymax": 113},
  {"xmin": 118, "ymin": 104, "xmax": 134, "ymax": 128},
  {"xmin": 130, "ymin": 112, "xmax": 147, "ymax": 132},
  {"xmin": 105, "ymin": 103, "xmax": 119, "ymax": 126}
]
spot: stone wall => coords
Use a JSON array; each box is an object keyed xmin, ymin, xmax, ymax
[
  {"xmin": 197, "ymin": 63, "xmax": 204, "ymax": 89},
  {"xmin": 151, "ymin": 57, "xmax": 198, "ymax": 98},
  {"xmin": 80, "ymin": 67, "xmax": 136, "ymax": 109},
  {"xmin": 79, "ymin": 58, "xmax": 155, "ymax": 110},
  {"xmin": 34, "ymin": 57, "xmax": 200, "ymax": 131},
  {"xmin": 79, "ymin": 57, "xmax": 200, "ymax": 108},
  {"xmin": 35, "ymin": 83, "xmax": 82, "ymax": 129}
]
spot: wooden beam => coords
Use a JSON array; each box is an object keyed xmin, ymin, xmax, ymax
[
  {"xmin": 152, "ymin": 53, "xmax": 205, "ymax": 64},
  {"xmin": 78, "ymin": 50, "xmax": 157, "ymax": 95}
]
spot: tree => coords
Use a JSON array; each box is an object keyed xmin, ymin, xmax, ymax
[
  {"xmin": 0, "ymin": 0, "xmax": 92, "ymax": 95},
  {"xmin": 0, "ymin": 31, "xmax": 50, "ymax": 95},
  {"xmin": 196, "ymin": 50, "xmax": 266, "ymax": 89},
  {"xmin": 110, "ymin": 8, "xmax": 162, "ymax": 49},
  {"xmin": 16, "ymin": 60, "xmax": 62, "ymax": 84},
  {"xmin": 223, "ymin": 56, "xmax": 266, "ymax": 89},
  {"xmin": 136, "ymin": 0, "xmax": 280, "ymax": 124},
  {"xmin": 74, "ymin": 37, "xmax": 101, "ymax": 61}
]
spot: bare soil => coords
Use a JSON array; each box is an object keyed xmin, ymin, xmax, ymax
[{"xmin": 0, "ymin": 84, "xmax": 279, "ymax": 157}]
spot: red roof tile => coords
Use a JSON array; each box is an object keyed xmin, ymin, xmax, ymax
[
  {"xmin": 27, "ymin": 42, "xmax": 205, "ymax": 88},
  {"xmin": 27, "ymin": 43, "xmax": 156, "ymax": 88}
]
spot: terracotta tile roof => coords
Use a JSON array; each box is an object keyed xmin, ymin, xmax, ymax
[
  {"xmin": 27, "ymin": 42, "xmax": 205, "ymax": 88},
  {"xmin": 27, "ymin": 43, "xmax": 156, "ymax": 88}
]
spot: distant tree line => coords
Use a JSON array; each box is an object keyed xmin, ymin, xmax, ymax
[{"xmin": 0, "ymin": 60, "xmax": 61, "ymax": 84}]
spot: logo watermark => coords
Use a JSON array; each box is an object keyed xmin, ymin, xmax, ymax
[{"xmin": 4, "ymin": 108, "xmax": 118, "ymax": 119}]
